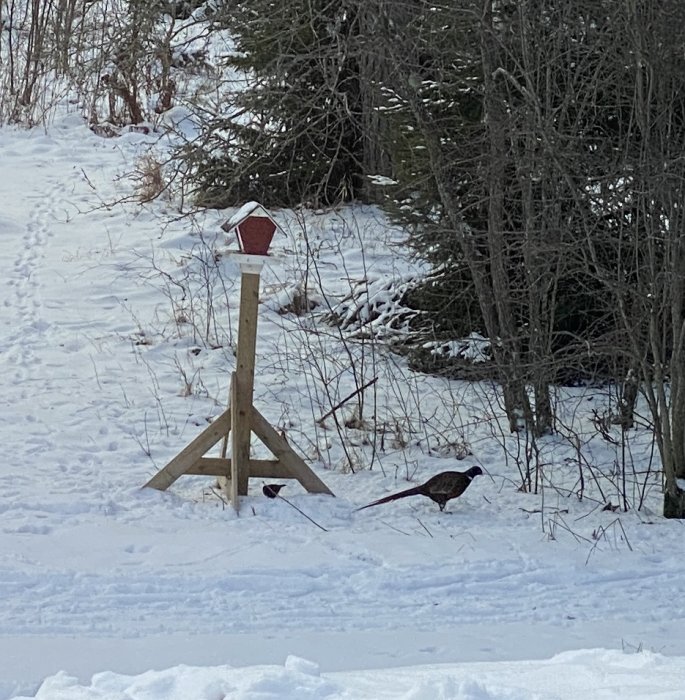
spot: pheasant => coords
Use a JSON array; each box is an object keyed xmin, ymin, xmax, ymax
[{"xmin": 356, "ymin": 466, "xmax": 483, "ymax": 512}]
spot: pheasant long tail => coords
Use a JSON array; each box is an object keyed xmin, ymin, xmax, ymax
[{"xmin": 355, "ymin": 485, "xmax": 424, "ymax": 511}]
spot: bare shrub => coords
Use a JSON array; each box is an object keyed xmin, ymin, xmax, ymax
[{"xmin": 132, "ymin": 154, "xmax": 165, "ymax": 202}]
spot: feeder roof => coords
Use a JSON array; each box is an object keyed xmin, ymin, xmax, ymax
[{"xmin": 221, "ymin": 201, "xmax": 277, "ymax": 233}]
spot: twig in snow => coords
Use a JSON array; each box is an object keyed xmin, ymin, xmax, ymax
[
  {"xmin": 80, "ymin": 167, "xmax": 97, "ymax": 191},
  {"xmin": 521, "ymin": 507, "xmax": 569, "ymax": 515},
  {"xmin": 208, "ymin": 486, "xmax": 227, "ymax": 509},
  {"xmin": 316, "ymin": 376, "xmax": 378, "ymax": 424},
  {"xmin": 586, "ymin": 517, "xmax": 634, "ymax": 565},
  {"xmin": 276, "ymin": 493, "xmax": 328, "ymax": 532},
  {"xmin": 416, "ymin": 518, "xmax": 434, "ymax": 538},
  {"xmin": 550, "ymin": 513, "xmax": 593, "ymax": 545},
  {"xmin": 380, "ymin": 520, "xmax": 412, "ymax": 536},
  {"xmin": 616, "ymin": 518, "xmax": 633, "ymax": 552}
]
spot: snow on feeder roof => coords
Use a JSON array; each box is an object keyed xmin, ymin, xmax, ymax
[{"xmin": 221, "ymin": 201, "xmax": 280, "ymax": 256}]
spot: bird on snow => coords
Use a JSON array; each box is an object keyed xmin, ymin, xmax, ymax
[
  {"xmin": 356, "ymin": 466, "xmax": 483, "ymax": 512},
  {"xmin": 263, "ymin": 483, "xmax": 286, "ymax": 499}
]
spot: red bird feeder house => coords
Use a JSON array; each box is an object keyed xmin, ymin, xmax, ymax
[{"xmin": 222, "ymin": 202, "xmax": 278, "ymax": 256}]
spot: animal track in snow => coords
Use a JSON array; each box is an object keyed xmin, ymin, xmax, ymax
[{"xmin": 4, "ymin": 178, "xmax": 65, "ymax": 377}]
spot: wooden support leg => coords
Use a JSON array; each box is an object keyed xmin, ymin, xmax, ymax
[
  {"xmin": 252, "ymin": 407, "xmax": 334, "ymax": 496},
  {"xmin": 143, "ymin": 408, "xmax": 231, "ymax": 491}
]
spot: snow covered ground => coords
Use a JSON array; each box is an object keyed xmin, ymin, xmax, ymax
[
  {"xmin": 17, "ymin": 651, "xmax": 685, "ymax": 700},
  {"xmin": 1, "ymin": 115, "xmax": 685, "ymax": 699}
]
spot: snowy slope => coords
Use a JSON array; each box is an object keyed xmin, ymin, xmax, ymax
[{"xmin": 1, "ymin": 116, "xmax": 684, "ymax": 699}]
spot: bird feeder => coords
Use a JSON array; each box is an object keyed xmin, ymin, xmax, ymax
[
  {"xmin": 221, "ymin": 201, "xmax": 278, "ymax": 256},
  {"xmin": 144, "ymin": 200, "xmax": 333, "ymax": 512}
]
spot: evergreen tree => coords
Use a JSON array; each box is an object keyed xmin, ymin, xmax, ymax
[{"xmin": 185, "ymin": 0, "xmax": 382, "ymax": 207}]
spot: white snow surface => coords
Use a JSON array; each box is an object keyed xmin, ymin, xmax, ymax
[{"xmin": 1, "ymin": 115, "xmax": 684, "ymax": 699}]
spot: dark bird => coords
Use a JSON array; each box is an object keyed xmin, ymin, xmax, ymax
[
  {"xmin": 356, "ymin": 466, "xmax": 483, "ymax": 512},
  {"xmin": 263, "ymin": 483, "xmax": 286, "ymax": 499}
]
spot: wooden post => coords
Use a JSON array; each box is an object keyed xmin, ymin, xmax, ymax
[
  {"xmin": 229, "ymin": 373, "xmax": 240, "ymax": 510},
  {"xmin": 232, "ymin": 262, "xmax": 262, "ymax": 501}
]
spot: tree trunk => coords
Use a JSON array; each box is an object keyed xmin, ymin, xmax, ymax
[
  {"xmin": 664, "ymin": 485, "xmax": 685, "ymax": 519},
  {"xmin": 480, "ymin": 0, "xmax": 533, "ymax": 432},
  {"xmin": 358, "ymin": 1, "xmax": 392, "ymax": 202},
  {"xmin": 618, "ymin": 367, "xmax": 639, "ymax": 429}
]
